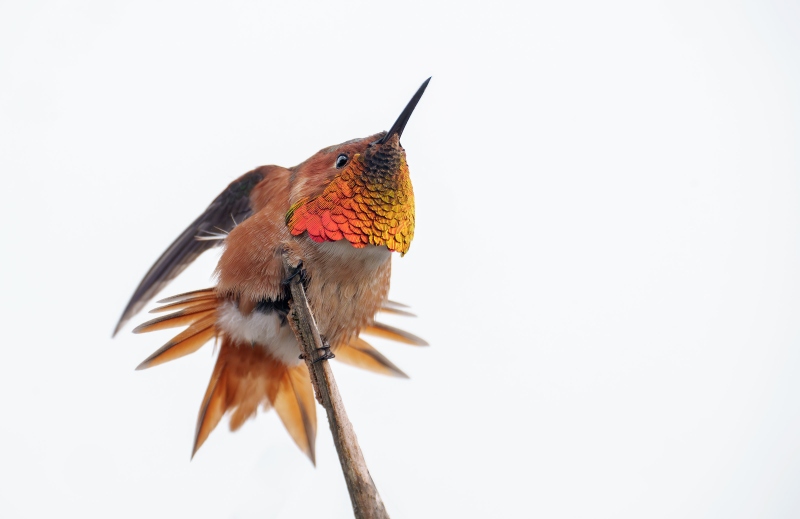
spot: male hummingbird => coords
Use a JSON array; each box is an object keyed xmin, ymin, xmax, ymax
[{"xmin": 114, "ymin": 78, "xmax": 430, "ymax": 462}]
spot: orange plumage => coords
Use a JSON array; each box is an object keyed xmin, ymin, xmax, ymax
[
  {"xmin": 287, "ymin": 147, "xmax": 415, "ymax": 254},
  {"xmin": 115, "ymin": 79, "xmax": 430, "ymax": 462}
]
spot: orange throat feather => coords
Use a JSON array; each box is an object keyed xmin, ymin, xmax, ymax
[{"xmin": 286, "ymin": 153, "xmax": 415, "ymax": 254}]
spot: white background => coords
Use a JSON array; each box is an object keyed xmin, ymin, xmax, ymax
[{"xmin": 2, "ymin": 1, "xmax": 799, "ymax": 517}]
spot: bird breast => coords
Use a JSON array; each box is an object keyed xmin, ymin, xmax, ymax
[
  {"xmin": 302, "ymin": 239, "xmax": 393, "ymax": 348},
  {"xmin": 216, "ymin": 239, "xmax": 392, "ymax": 365}
]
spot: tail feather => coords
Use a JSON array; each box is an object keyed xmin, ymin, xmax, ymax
[
  {"xmin": 131, "ymin": 287, "xmax": 424, "ymax": 462},
  {"xmin": 383, "ymin": 300, "xmax": 410, "ymax": 309},
  {"xmin": 133, "ymin": 306, "xmax": 216, "ymax": 334},
  {"xmin": 192, "ymin": 337, "xmax": 317, "ymax": 463},
  {"xmin": 335, "ymin": 338, "xmax": 408, "ymax": 378},
  {"xmin": 362, "ymin": 321, "xmax": 429, "ymax": 346},
  {"xmin": 271, "ymin": 364, "xmax": 317, "ymax": 464},
  {"xmin": 227, "ymin": 357, "xmax": 274, "ymax": 433},
  {"xmin": 136, "ymin": 315, "xmax": 217, "ymax": 370},
  {"xmin": 378, "ymin": 302, "xmax": 416, "ymax": 317},
  {"xmin": 193, "ymin": 361, "xmax": 228, "ymax": 457},
  {"xmin": 149, "ymin": 295, "xmax": 218, "ymax": 314},
  {"xmin": 134, "ymin": 289, "xmax": 218, "ymax": 333},
  {"xmin": 156, "ymin": 288, "xmax": 217, "ymax": 304}
]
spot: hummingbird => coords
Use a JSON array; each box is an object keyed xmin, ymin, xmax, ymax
[{"xmin": 114, "ymin": 78, "xmax": 430, "ymax": 463}]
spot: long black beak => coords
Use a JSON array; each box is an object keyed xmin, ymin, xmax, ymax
[{"xmin": 378, "ymin": 77, "xmax": 431, "ymax": 144}]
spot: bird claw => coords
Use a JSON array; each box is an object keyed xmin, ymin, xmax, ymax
[
  {"xmin": 298, "ymin": 336, "xmax": 335, "ymax": 364},
  {"xmin": 283, "ymin": 260, "xmax": 308, "ymax": 286}
]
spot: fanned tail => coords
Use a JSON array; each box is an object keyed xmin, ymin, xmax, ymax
[
  {"xmin": 133, "ymin": 289, "xmax": 219, "ymax": 369},
  {"xmin": 193, "ymin": 337, "xmax": 316, "ymax": 462},
  {"xmin": 131, "ymin": 288, "xmax": 423, "ymax": 462},
  {"xmin": 133, "ymin": 288, "xmax": 317, "ymax": 462}
]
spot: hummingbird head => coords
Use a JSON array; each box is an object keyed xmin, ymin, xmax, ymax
[{"xmin": 287, "ymin": 78, "xmax": 430, "ymax": 255}]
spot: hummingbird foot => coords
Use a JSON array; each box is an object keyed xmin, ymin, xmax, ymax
[
  {"xmin": 299, "ymin": 336, "xmax": 335, "ymax": 364},
  {"xmin": 283, "ymin": 260, "xmax": 308, "ymax": 286}
]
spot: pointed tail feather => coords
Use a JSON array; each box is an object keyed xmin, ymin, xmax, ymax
[
  {"xmin": 131, "ymin": 288, "xmax": 424, "ymax": 461},
  {"xmin": 134, "ymin": 288, "xmax": 218, "ymax": 333},
  {"xmin": 133, "ymin": 306, "xmax": 216, "ymax": 334},
  {"xmin": 335, "ymin": 338, "xmax": 408, "ymax": 378},
  {"xmin": 271, "ymin": 364, "xmax": 317, "ymax": 464},
  {"xmin": 149, "ymin": 294, "xmax": 218, "ymax": 314},
  {"xmin": 379, "ymin": 300, "xmax": 417, "ymax": 317},
  {"xmin": 192, "ymin": 337, "xmax": 317, "ymax": 462},
  {"xmin": 136, "ymin": 314, "xmax": 217, "ymax": 370},
  {"xmin": 383, "ymin": 299, "xmax": 411, "ymax": 310},
  {"xmin": 193, "ymin": 359, "xmax": 228, "ymax": 458},
  {"xmin": 156, "ymin": 288, "xmax": 217, "ymax": 304},
  {"xmin": 362, "ymin": 321, "xmax": 428, "ymax": 346},
  {"xmin": 133, "ymin": 290, "xmax": 220, "ymax": 370}
]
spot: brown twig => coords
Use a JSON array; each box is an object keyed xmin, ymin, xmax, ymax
[{"xmin": 282, "ymin": 252, "xmax": 390, "ymax": 519}]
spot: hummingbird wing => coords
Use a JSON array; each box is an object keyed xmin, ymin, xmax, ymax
[{"xmin": 113, "ymin": 169, "xmax": 266, "ymax": 336}]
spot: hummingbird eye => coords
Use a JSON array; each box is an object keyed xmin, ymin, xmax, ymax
[{"xmin": 335, "ymin": 154, "xmax": 349, "ymax": 169}]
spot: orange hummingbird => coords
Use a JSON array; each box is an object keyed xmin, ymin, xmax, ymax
[{"xmin": 114, "ymin": 78, "xmax": 430, "ymax": 463}]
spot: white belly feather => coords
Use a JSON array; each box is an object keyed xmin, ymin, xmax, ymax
[
  {"xmin": 215, "ymin": 240, "xmax": 391, "ymax": 367},
  {"xmin": 216, "ymin": 300, "xmax": 302, "ymax": 366}
]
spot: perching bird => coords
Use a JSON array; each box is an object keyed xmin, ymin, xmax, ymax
[{"xmin": 114, "ymin": 78, "xmax": 430, "ymax": 463}]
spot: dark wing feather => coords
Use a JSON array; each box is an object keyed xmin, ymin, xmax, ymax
[{"xmin": 113, "ymin": 169, "xmax": 265, "ymax": 336}]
